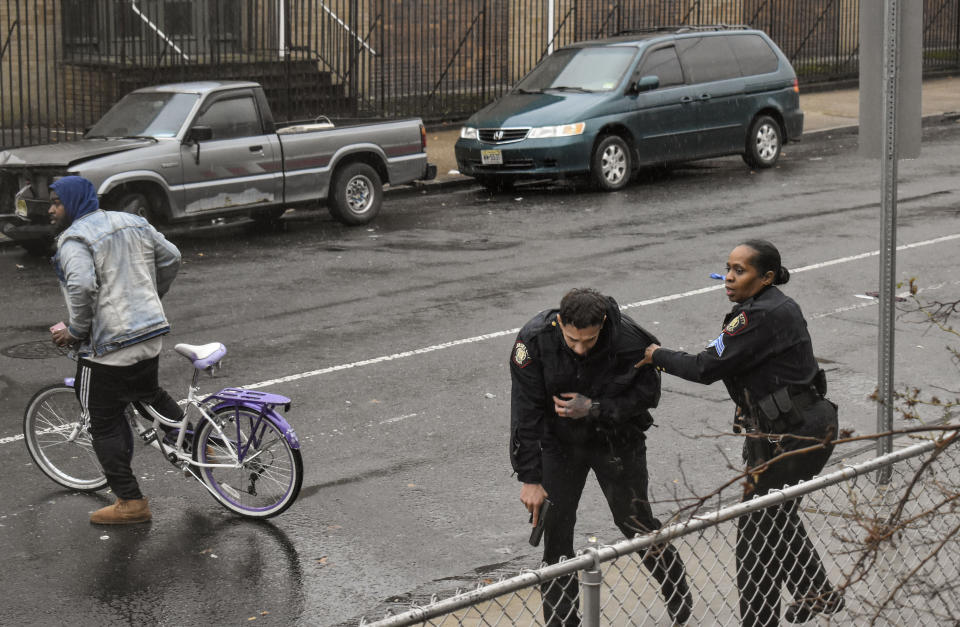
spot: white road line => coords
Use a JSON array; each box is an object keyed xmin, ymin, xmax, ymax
[
  {"xmin": 245, "ymin": 233, "xmax": 960, "ymax": 389},
  {"xmin": 6, "ymin": 233, "xmax": 959, "ymax": 448},
  {"xmin": 380, "ymin": 414, "xmax": 418, "ymax": 425}
]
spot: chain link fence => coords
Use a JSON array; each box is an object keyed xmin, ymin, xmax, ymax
[{"xmin": 361, "ymin": 435, "xmax": 960, "ymax": 626}]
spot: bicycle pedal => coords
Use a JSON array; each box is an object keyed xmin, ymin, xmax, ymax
[{"xmin": 140, "ymin": 428, "xmax": 158, "ymax": 444}]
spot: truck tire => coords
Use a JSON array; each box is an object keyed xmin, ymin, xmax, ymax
[
  {"xmin": 328, "ymin": 162, "xmax": 383, "ymax": 226},
  {"xmin": 112, "ymin": 191, "xmax": 159, "ymax": 224}
]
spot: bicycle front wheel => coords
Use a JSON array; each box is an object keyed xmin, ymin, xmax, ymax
[
  {"xmin": 195, "ymin": 406, "xmax": 303, "ymax": 518},
  {"xmin": 23, "ymin": 384, "xmax": 108, "ymax": 492}
]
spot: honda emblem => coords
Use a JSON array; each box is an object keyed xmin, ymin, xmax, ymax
[{"xmin": 493, "ymin": 130, "xmax": 504, "ymax": 141}]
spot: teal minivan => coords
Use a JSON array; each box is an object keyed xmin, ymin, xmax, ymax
[{"xmin": 454, "ymin": 26, "xmax": 803, "ymax": 191}]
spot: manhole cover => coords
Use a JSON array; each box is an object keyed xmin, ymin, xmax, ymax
[{"xmin": 1, "ymin": 341, "xmax": 65, "ymax": 359}]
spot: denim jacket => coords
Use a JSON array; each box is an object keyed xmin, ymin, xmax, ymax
[{"xmin": 53, "ymin": 210, "xmax": 181, "ymax": 358}]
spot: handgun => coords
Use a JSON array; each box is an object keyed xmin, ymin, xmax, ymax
[{"xmin": 528, "ymin": 498, "xmax": 553, "ymax": 547}]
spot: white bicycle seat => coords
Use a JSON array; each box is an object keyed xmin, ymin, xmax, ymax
[{"xmin": 174, "ymin": 342, "xmax": 227, "ymax": 370}]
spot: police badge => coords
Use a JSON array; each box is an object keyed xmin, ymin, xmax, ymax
[
  {"xmin": 512, "ymin": 341, "xmax": 532, "ymax": 368},
  {"xmin": 723, "ymin": 312, "xmax": 748, "ymax": 336}
]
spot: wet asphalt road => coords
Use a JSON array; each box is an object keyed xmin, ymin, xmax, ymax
[{"xmin": 2, "ymin": 123, "xmax": 960, "ymax": 625}]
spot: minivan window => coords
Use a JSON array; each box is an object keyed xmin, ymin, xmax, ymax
[
  {"xmin": 636, "ymin": 46, "xmax": 684, "ymax": 88},
  {"xmin": 676, "ymin": 36, "xmax": 741, "ymax": 83},
  {"xmin": 728, "ymin": 34, "xmax": 780, "ymax": 76},
  {"xmin": 515, "ymin": 46, "xmax": 638, "ymax": 93}
]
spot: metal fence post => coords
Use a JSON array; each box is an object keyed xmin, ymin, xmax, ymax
[{"xmin": 580, "ymin": 548, "xmax": 602, "ymax": 627}]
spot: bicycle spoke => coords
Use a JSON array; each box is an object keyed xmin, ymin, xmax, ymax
[
  {"xmin": 24, "ymin": 385, "xmax": 107, "ymax": 492},
  {"xmin": 196, "ymin": 406, "xmax": 302, "ymax": 518}
]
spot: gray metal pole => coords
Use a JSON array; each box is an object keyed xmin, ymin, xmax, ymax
[
  {"xmin": 580, "ymin": 566, "xmax": 602, "ymax": 627},
  {"xmin": 877, "ymin": 0, "xmax": 900, "ymax": 483}
]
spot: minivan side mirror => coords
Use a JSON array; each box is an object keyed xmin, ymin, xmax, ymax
[
  {"xmin": 187, "ymin": 125, "xmax": 214, "ymax": 142},
  {"xmin": 634, "ymin": 76, "xmax": 660, "ymax": 93}
]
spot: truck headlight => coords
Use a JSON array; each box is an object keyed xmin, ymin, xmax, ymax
[
  {"xmin": 527, "ymin": 122, "xmax": 586, "ymax": 139},
  {"xmin": 460, "ymin": 126, "xmax": 478, "ymax": 140}
]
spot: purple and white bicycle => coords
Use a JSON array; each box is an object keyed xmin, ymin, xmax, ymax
[{"xmin": 23, "ymin": 342, "xmax": 303, "ymax": 518}]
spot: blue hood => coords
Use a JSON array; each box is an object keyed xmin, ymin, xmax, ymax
[
  {"xmin": 468, "ymin": 91, "xmax": 609, "ymax": 127},
  {"xmin": 50, "ymin": 176, "xmax": 99, "ymax": 223}
]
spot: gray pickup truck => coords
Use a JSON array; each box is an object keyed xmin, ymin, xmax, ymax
[{"xmin": 0, "ymin": 80, "xmax": 435, "ymax": 253}]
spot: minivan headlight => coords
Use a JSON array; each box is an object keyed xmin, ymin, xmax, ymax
[
  {"xmin": 527, "ymin": 122, "xmax": 586, "ymax": 138},
  {"xmin": 460, "ymin": 126, "xmax": 478, "ymax": 140}
]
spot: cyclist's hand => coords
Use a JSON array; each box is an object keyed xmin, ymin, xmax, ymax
[{"xmin": 50, "ymin": 322, "xmax": 76, "ymax": 347}]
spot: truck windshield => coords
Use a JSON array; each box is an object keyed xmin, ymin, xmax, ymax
[
  {"xmin": 515, "ymin": 46, "xmax": 639, "ymax": 93},
  {"xmin": 85, "ymin": 92, "xmax": 200, "ymax": 139}
]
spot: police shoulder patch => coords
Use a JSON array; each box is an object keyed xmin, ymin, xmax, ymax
[
  {"xmin": 723, "ymin": 311, "xmax": 749, "ymax": 336},
  {"xmin": 512, "ymin": 341, "xmax": 532, "ymax": 368}
]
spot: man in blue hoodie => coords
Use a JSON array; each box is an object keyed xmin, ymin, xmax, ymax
[{"xmin": 48, "ymin": 176, "xmax": 181, "ymax": 524}]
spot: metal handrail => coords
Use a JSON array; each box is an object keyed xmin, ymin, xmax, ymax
[
  {"xmin": 320, "ymin": 1, "xmax": 378, "ymax": 56},
  {"xmin": 128, "ymin": 0, "xmax": 190, "ymax": 62},
  {"xmin": 790, "ymin": 0, "xmax": 840, "ymax": 61},
  {"xmin": 541, "ymin": 8, "xmax": 575, "ymax": 61},
  {"xmin": 423, "ymin": 9, "xmax": 485, "ymax": 107},
  {"xmin": 0, "ymin": 19, "xmax": 17, "ymax": 62}
]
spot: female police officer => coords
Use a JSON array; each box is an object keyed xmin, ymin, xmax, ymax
[{"xmin": 636, "ymin": 239, "xmax": 843, "ymax": 626}]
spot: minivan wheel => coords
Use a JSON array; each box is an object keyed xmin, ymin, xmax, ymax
[
  {"xmin": 591, "ymin": 135, "xmax": 631, "ymax": 191},
  {"xmin": 743, "ymin": 115, "xmax": 782, "ymax": 169}
]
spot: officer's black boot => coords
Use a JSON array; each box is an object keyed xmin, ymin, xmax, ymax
[
  {"xmin": 784, "ymin": 589, "xmax": 844, "ymax": 623},
  {"xmin": 645, "ymin": 544, "xmax": 693, "ymax": 624}
]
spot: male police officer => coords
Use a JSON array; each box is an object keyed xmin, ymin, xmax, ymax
[{"xmin": 510, "ymin": 288, "xmax": 692, "ymax": 625}]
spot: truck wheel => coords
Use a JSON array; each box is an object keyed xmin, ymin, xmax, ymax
[
  {"xmin": 591, "ymin": 135, "xmax": 631, "ymax": 191},
  {"xmin": 328, "ymin": 163, "xmax": 383, "ymax": 226},
  {"xmin": 113, "ymin": 192, "xmax": 158, "ymax": 224},
  {"xmin": 742, "ymin": 115, "xmax": 782, "ymax": 169}
]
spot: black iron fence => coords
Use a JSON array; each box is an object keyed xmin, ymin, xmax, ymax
[{"xmin": 2, "ymin": 0, "xmax": 959, "ymax": 148}]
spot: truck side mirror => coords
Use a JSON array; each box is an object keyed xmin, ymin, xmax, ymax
[
  {"xmin": 187, "ymin": 125, "xmax": 213, "ymax": 142},
  {"xmin": 634, "ymin": 76, "xmax": 660, "ymax": 93}
]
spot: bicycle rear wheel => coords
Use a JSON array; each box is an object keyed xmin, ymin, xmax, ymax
[
  {"xmin": 195, "ymin": 406, "xmax": 303, "ymax": 518},
  {"xmin": 23, "ymin": 384, "xmax": 108, "ymax": 492}
]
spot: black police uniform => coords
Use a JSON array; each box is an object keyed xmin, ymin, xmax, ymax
[
  {"xmin": 510, "ymin": 297, "xmax": 691, "ymax": 626},
  {"xmin": 652, "ymin": 285, "xmax": 841, "ymax": 627}
]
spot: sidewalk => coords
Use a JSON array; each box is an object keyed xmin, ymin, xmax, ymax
[
  {"xmin": 424, "ymin": 75, "xmax": 960, "ymax": 185},
  {"xmin": 3, "ymin": 76, "xmax": 959, "ymax": 249}
]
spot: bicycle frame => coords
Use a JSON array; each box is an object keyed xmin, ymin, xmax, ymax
[{"xmin": 63, "ymin": 365, "xmax": 299, "ymax": 480}]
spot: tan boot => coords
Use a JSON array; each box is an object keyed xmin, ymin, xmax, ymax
[{"xmin": 90, "ymin": 497, "xmax": 152, "ymax": 524}]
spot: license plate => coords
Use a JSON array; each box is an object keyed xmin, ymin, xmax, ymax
[
  {"xmin": 14, "ymin": 198, "xmax": 28, "ymax": 219},
  {"xmin": 481, "ymin": 149, "xmax": 503, "ymax": 165}
]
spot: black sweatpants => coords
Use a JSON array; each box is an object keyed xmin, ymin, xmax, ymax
[
  {"xmin": 539, "ymin": 438, "xmax": 689, "ymax": 627},
  {"xmin": 75, "ymin": 356, "xmax": 181, "ymax": 500},
  {"xmin": 736, "ymin": 396, "xmax": 838, "ymax": 627}
]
